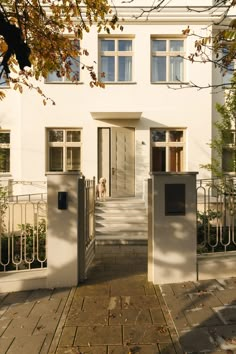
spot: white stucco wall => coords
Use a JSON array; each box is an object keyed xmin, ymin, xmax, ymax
[{"xmin": 0, "ymin": 3, "xmax": 225, "ymax": 195}]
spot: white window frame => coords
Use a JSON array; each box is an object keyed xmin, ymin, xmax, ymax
[
  {"xmin": 99, "ymin": 37, "xmax": 134, "ymax": 83},
  {"xmin": 46, "ymin": 39, "xmax": 80, "ymax": 84},
  {"xmin": 151, "ymin": 37, "xmax": 186, "ymax": 83},
  {"xmin": 47, "ymin": 128, "xmax": 82, "ymax": 172},
  {"xmin": 0, "ymin": 130, "xmax": 10, "ymax": 174},
  {"xmin": 151, "ymin": 128, "xmax": 186, "ymax": 172}
]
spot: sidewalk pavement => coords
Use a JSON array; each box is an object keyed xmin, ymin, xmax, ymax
[{"xmin": 0, "ymin": 245, "xmax": 236, "ymax": 354}]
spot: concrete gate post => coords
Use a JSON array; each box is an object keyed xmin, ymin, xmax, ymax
[
  {"xmin": 46, "ymin": 172, "xmax": 80, "ymax": 288},
  {"xmin": 148, "ymin": 172, "xmax": 198, "ymax": 284}
]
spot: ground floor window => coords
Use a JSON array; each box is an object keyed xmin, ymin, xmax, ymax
[
  {"xmin": 151, "ymin": 128, "xmax": 185, "ymax": 172},
  {"xmin": 47, "ymin": 128, "xmax": 82, "ymax": 172},
  {"xmin": 0, "ymin": 131, "xmax": 10, "ymax": 173}
]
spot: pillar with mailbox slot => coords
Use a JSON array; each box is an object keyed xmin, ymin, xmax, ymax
[
  {"xmin": 46, "ymin": 172, "xmax": 80, "ymax": 288},
  {"xmin": 148, "ymin": 172, "xmax": 198, "ymax": 284}
]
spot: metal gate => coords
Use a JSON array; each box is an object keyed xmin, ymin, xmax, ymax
[
  {"xmin": 197, "ymin": 176, "xmax": 236, "ymax": 254},
  {"xmin": 78, "ymin": 176, "xmax": 96, "ymax": 282}
]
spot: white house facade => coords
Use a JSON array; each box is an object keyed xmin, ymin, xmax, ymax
[{"xmin": 0, "ymin": 0, "xmax": 233, "ymax": 197}]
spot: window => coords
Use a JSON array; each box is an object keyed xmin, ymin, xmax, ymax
[
  {"xmin": 151, "ymin": 129, "xmax": 185, "ymax": 172},
  {"xmin": 46, "ymin": 40, "xmax": 80, "ymax": 83},
  {"xmin": 151, "ymin": 38, "xmax": 185, "ymax": 82},
  {"xmin": 222, "ymin": 48, "xmax": 235, "ymax": 86},
  {"xmin": 0, "ymin": 131, "xmax": 10, "ymax": 173},
  {"xmin": 47, "ymin": 129, "xmax": 81, "ymax": 172},
  {"xmin": 0, "ymin": 53, "xmax": 9, "ymax": 87},
  {"xmin": 222, "ymin": 130, "xmax": 236, "ymax": 172},
  {"xmin": 99, "ymin": 38, "xmax": 133, "ymax": 82}
]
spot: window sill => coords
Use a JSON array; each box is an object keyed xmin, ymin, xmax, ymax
[
  {"xmin": 101, "ymin": 82, "xmax": 137, "ymax": 85},
  {"xmin": 46, "ymin": 171, "xmax": 82, "ymax": 176},
  {"xmin": 45, "ymin": 81, "xmax": 84, "ymax": 85},
  {"xmin": 151, "ymin": 82, "xmax": 189, "ymax": 85}
]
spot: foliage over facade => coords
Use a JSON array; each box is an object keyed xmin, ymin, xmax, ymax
[
  {"xmin": 1, "ymin": 0, "xmax": 236, "ymax": 99},
  {"xmin": 183, "ymin": 0, "xmax": 236, "ymax": 89},
  {"xmin": 0, "ymin": 0, "xmax": 120, "ymax": 102},
  {"xmin": 201, "ymin": 82, "xmax": 236, "ymax": 176}
]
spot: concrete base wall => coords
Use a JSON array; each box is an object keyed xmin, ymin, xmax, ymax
[
  {"xmin": 0, "ymin": 269, "xmax": 47, "ymax": 293},
  {"xmin": 197, "ymin": 252, "xmax": 236, "ymax": 280}
]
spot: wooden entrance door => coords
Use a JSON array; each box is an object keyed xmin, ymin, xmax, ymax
[{"xmin": 111, "ymin": 127, "xmax": 135, "ymax": 197}]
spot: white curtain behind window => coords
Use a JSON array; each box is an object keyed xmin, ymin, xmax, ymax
[
  {"xmin": 101, "ymin": 56, "xmax": 115, "ymax": 81},
  {"xmin": 170, "ymin": 57, "xmax": 183, "ymax": 81},
  {"xmin": 118, "ymin": 56, "xmax": 132, "ymax": 81},
  {"xmin": 152, "ymin": 56, "xmax": 166, "ymax": 81}
]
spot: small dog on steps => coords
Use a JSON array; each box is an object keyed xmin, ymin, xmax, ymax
[{"xmin": 96, "ymin": 177, "xmax": 106, "ymax": 201}]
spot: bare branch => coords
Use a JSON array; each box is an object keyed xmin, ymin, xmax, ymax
[{"xmin": 168, "ymin": 81, "xmax": 236, "ymax": 92}]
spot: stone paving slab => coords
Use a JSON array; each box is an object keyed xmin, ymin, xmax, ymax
[
  {"xmin": 184, "ymin": 307, "xmax": 222, "ymax": 327},
  {"xmin": 188, "ymin": 292, "xmax": 223, "ymax": 308},
  {"xmin": 213, "ymin": 305, "xmax": 236, "ymax": 324},
  {"xmin": 214, "ymin": 288, "xmax": 236, "ymax": 305},
  {"xmin": 109, "ymin": 308, "xmax": 152, "ymax": 325},
  {"xmin": 29, "ymin": 298, "xmax": 62, "ymax": 317},
  {"xmin": 121, "ymin": 295, "xmax": 160, "ymax": 309},
  {"xmin": 0, "ymin": 337, "xmax": 13, "ymax": 354},
  {"xmin": 74, "ymin": 325, "xmax": 123, "ymax": 346},
  {"xmin": 82, "ymin": 295, "xmax": 121, "ymax": 311},
  {"xmin": 56, "ymin": 346, "xmax": 107, "ymax": 354},
  {"xmin": 6, "ymin": 334, "xmax": 47, "ymax": 354},
  {"xmin": 66, "ymin": 309, "xmax": 109, "ymax": 326},
  {"xmin": 2, "ymin": 315, "xmax": 40, "ymax": 337},
  {"xmin": 108, "ymin": 344, "xmax": 160, "ymax": 353},
  {"xmin": 2, "ymin": 302, "xmax": 35, "ymax": 318},
  {"xmin": 123, "ymin": 323, "xmax": 172, "ymax": 345},
  {"xmin": 178, "ymin": 328, "xmax": 216, "ymax": 352}
]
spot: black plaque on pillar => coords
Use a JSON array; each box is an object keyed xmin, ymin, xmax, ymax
[{"xmin": 165, "ymin": 184, "xmax": 185, "ymax": 216}]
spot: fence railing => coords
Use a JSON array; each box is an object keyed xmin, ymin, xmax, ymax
[
  {"xmin": 78, "ymin": 176, "xmax": 96, "ymax": 282},
  {"xmin": 197, "ymin": 176, "xmax": 236, "ymax": 254},
  {"xmin": 0, "ymin": 196, "xmax": 47, "ymax": 272}
]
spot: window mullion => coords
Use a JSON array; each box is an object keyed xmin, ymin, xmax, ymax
[
  {"xmin": 166, "ymin": 147, "xmax": 170, "ymax": 172},
  {"xmin": 64, "ymin": 143, "xmax": 67, "ymax": 172}
]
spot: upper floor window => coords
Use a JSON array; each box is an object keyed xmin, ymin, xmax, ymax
[
  {"xmin": 151, "ymin": 38, "xmax": 185, "ymax": 83},
  {"xmin": 151, "ymin": 129, "xmax": 185, "ymax": 172},
  {"xmin": 99, "ymin": 38, "xmax": 133, "ymax": 82},
  {"xmin": 46, "ymin": 40, "xmax": 80, "ymax": 83},
  {"xmin": 0, "ymin": 52, "xmax": 9, "ymax": 88},
  {"xmin": 0, "ymin": 131, "xmax": 10, "ymax": 173},
  {"xmin": 47, "ymin": 128, "xmax": 82, "ymax": 172},
  {"xmin": 222, "ymin": 48, "xmax": 235, "ymax": 87}
]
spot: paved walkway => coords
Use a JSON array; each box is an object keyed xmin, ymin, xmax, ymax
[
  {"xmin": 1, "ymin": 245, "xmax": 236, "ymax": 353},
  {"xmin": 161, "ymin": 278, "xmax": 236, "ymax": 354}
]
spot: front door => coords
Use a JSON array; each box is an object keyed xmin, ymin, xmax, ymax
[
  {"xmin": 98, "ymin": 127, "xmax": 135, "ymax": 197},
  {"xmin": 111, "ymin": 127, "xmax": 135, "ymax": 197}
]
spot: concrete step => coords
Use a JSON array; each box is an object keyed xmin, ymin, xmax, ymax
[
  {"xmin": 95, "ymin": 198, "xmax": 148, "ymax": 244},
  {"xmin": 95, "ymin": 215, "xmax": 147, "ymax": 222},
  {"xmin": 96, "ymin": 199, "xmax": 146, "ymax": 209},
  {"xmin": 95, "ymin": 238, "xmax": 148, "ymax": 246},
  {"xmin": 96, "ymin": 224, "xmax": 147, "ymax": 233}
]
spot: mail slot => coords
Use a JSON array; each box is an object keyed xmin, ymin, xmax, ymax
[
  {"xmin": 58, "ymin": 191, "xmax": 68, "ymax": 210},
  {"xmin": 165, "ymin": 183, "xmax": 185, "ymax": 216}
]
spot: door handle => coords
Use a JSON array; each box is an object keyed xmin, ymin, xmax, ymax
[{"xmin": 112, "ymin": 167, "xmax": 116, "ymax": 175}]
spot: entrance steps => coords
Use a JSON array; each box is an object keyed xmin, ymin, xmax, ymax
[{"xmin": 95, "ymin": 197, "xmax": 148, "ymax": 245}]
